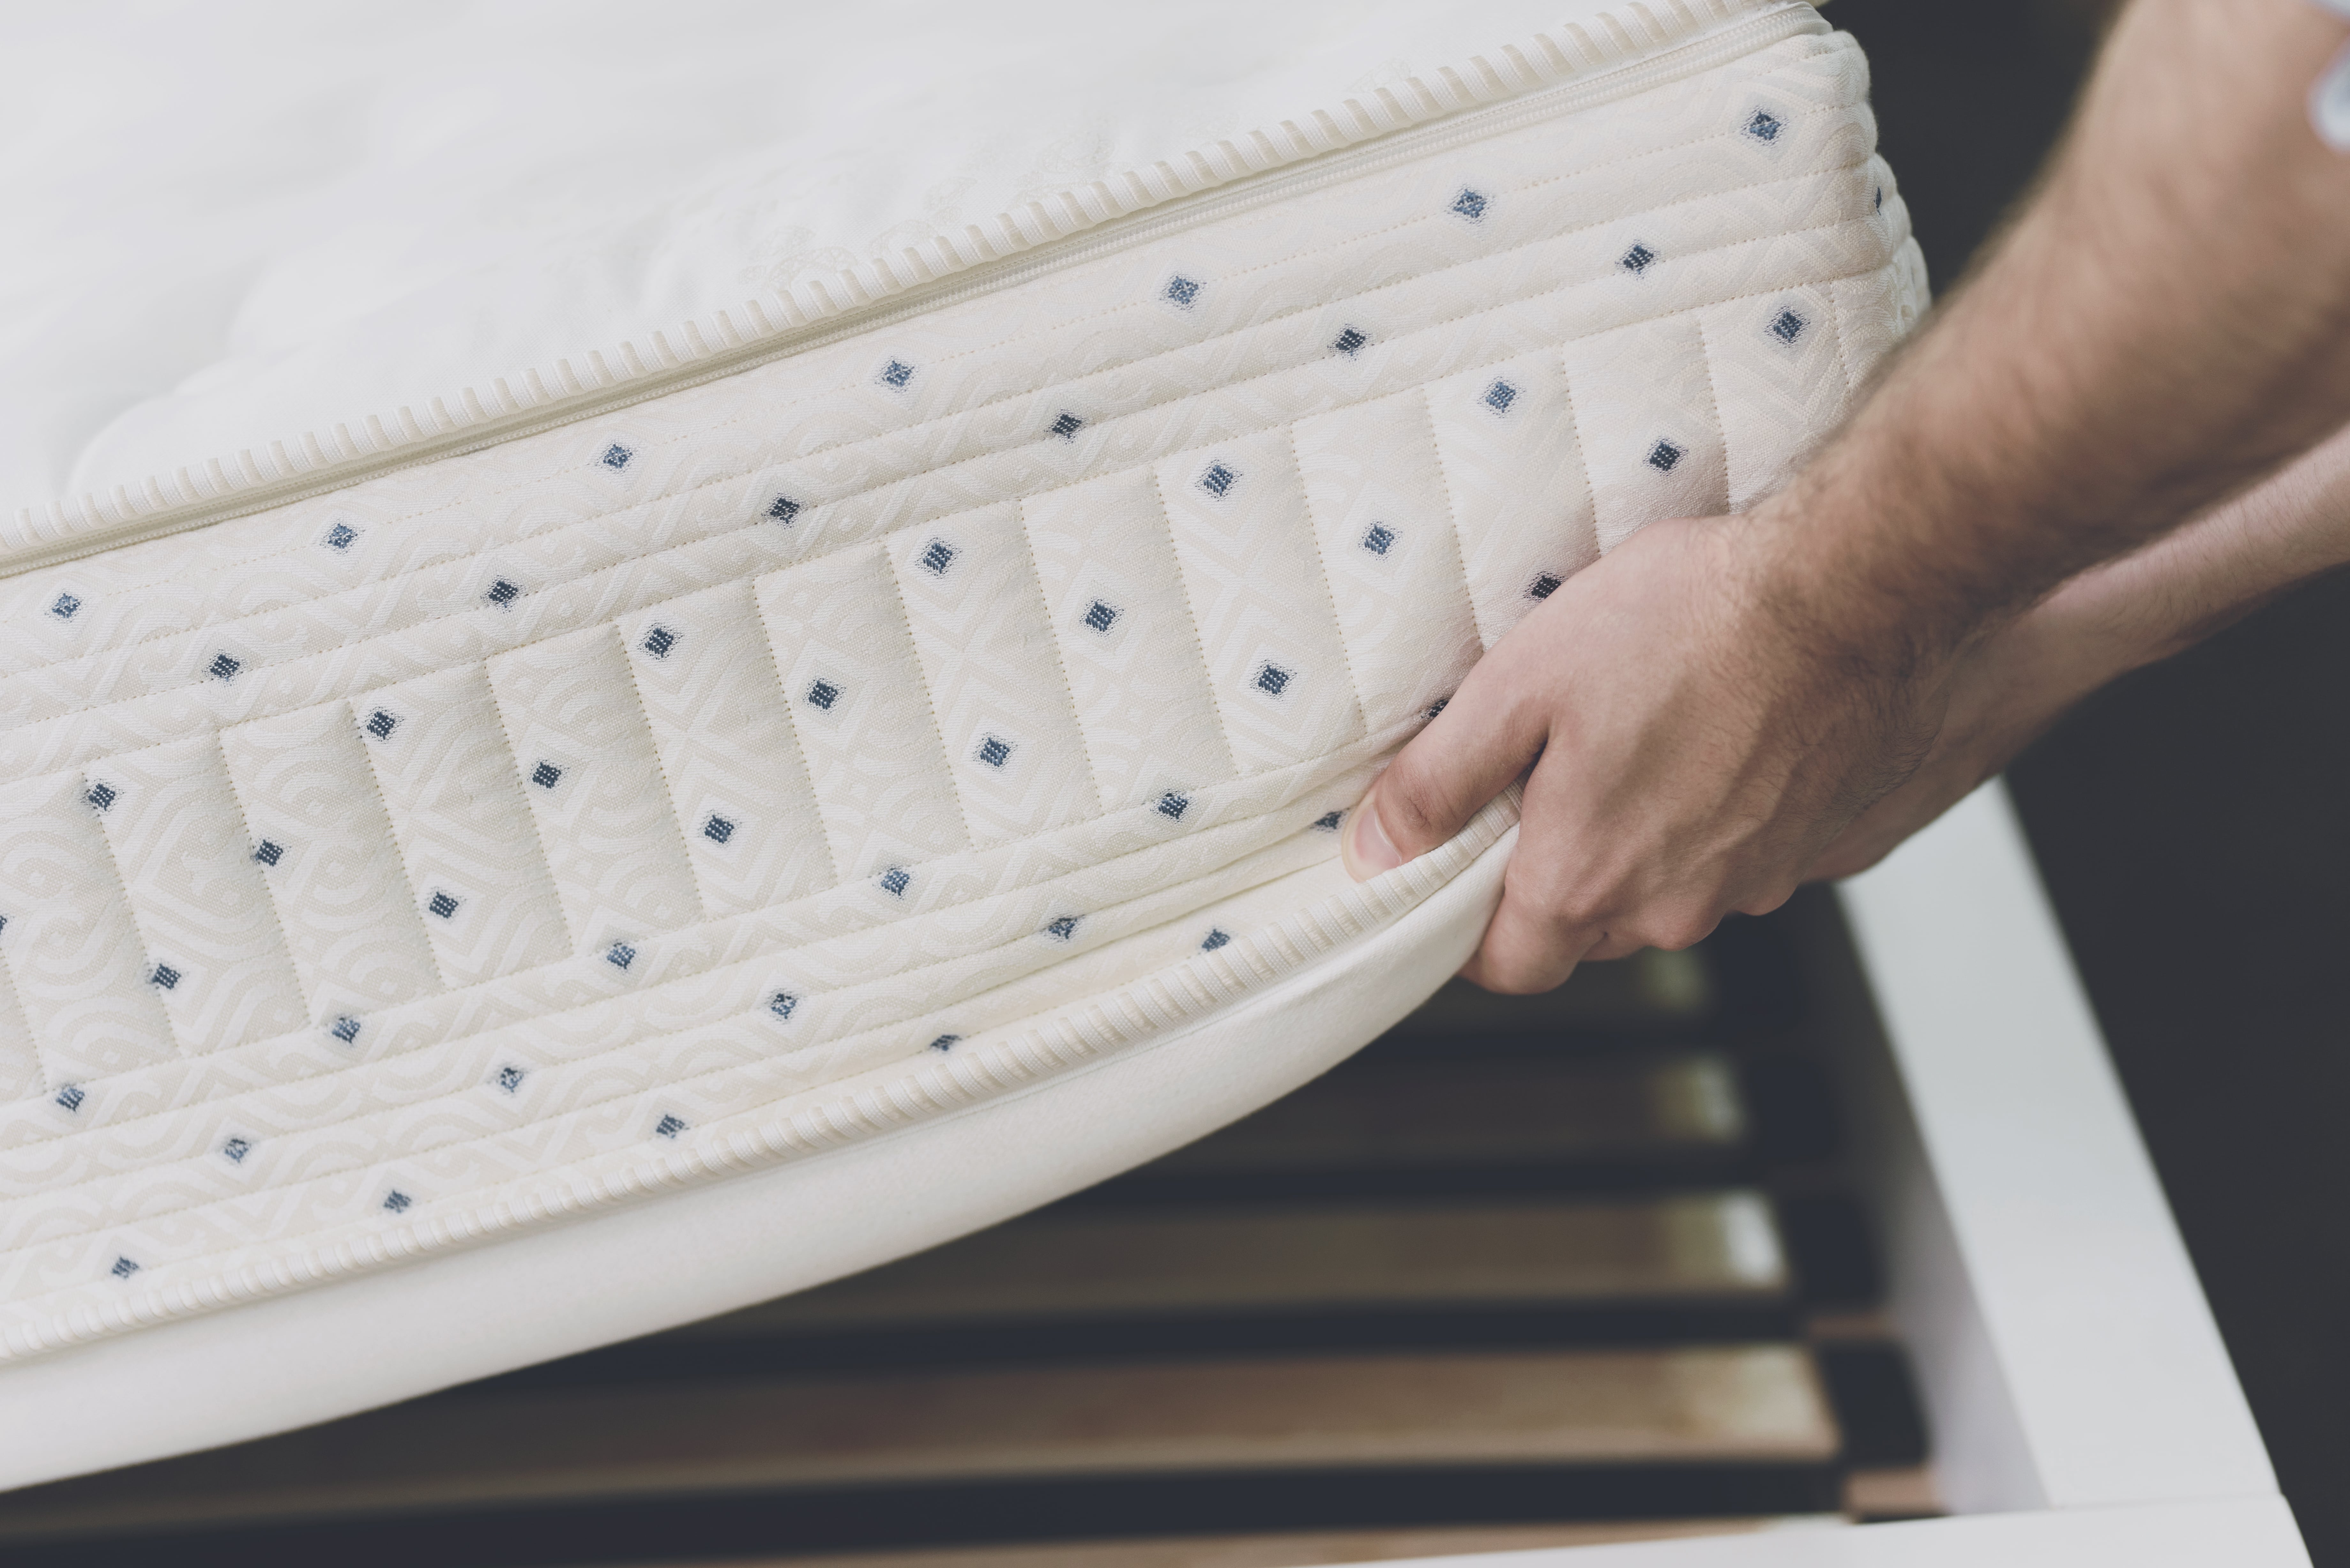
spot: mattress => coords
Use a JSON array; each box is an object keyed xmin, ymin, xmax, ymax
[{"xmin": 0, "ymin": 0, "xmax": 1924, "ymax": 1487}]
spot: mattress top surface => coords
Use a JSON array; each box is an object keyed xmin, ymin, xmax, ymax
[{"xmin": 0, "ymin": 0, "xmax": 1726, "ymax": 521}]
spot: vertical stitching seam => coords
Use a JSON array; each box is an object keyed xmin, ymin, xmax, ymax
[
  {"xmin": 600, "ymin": 624, "xmax": 713, "ymax": 930},
  {"xmin": 475, "ymin": 659, "xmax": 587, "ymax": 962},
  {"xmin": 1283, "ymin": 423, "xmax": 1373, "ymax": 745},
  {"xmin": 1415, "ymin": 385, "xmax": 1493, "ymax": 651},
  {"xmin": 205, "ymin": 728, "xmax": 316, "ymax": 1038},
  {"xmin": 1148, "ymin": 469, "xmax": 1248, "ymax": 784}
]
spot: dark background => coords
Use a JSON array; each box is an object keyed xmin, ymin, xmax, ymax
[{"xmin": 1826, "ymin": 2, "xmax": 2350, "ymax": 1561}]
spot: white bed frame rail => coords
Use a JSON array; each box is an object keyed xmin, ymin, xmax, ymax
[{"xmin": 1376, "ymin": 782, "xmax": 2310, "ymax": 1565}]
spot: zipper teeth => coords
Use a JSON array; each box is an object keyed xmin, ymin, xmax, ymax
[{"xmin": 4, "ymin": 2, "xmax": 1825, "ymax": 579}]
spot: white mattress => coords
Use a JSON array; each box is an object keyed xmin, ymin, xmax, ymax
[{"xmin": 0, "ymin": 0, "xmax": 1924, "ymax": 1486}]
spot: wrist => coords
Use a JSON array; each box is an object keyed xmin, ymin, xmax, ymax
[{"xmin": 1735, "ymin": 484, "xmax": 1989, "ymax": 689}]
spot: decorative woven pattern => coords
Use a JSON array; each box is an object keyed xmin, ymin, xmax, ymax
[{"xmin": 0, "ymin": 21, "xmax": 1922, "ymax": 1355}]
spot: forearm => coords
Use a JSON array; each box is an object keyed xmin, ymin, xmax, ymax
[
  {"xmin": 2023, "ymin": 418, "xmax": 2350, "ymax": 693},
  {"xmin": 1759, "ymin": 0, "xmax": 2350, "ymax": 665},
  {"xmin": 1803, "ymin": 420, "xmax": 2350, "ymax": 882}
]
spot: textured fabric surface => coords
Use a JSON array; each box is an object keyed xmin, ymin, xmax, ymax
[
  {"xmin": 0, "ymin": 14, "xmax": 1922, "ymax": 1360},
  {"xmin": 0, "ymin": 819, "xmax": 1516, "ymax": 1492},
  {"xmin": 0, "ymin": 0, "xmax": 1694, "ymax": 515}
]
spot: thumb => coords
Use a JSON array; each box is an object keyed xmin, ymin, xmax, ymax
[{"xmin": 1340, "ymin": 652, "xmax": 1549, "ymax": 881}]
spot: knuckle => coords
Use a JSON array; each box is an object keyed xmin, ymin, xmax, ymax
[
  {"xmin": 1646, "ymin": 905, "xmax": 1723, "ymax": 953},
  {"xmin": 1518, "ymin": 875, "xmax": 1604, "ymax": 938}
]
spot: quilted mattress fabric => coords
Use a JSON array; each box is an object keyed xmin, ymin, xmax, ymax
[{"xmin": 0, "ymin": 0, "xmax": 1922, "ymax": 1472}]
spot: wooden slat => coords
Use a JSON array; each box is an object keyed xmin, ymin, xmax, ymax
[
  {"xmin": 696, "ymin": 1517, "xmax": 1798, "ymax": 1567},
  {"xmin": 0, "ymin": 1348, "xmax": 1837, "ymax": 1539},
  {"xmin": 1845, "ymin": 1465, "xmax": 1942, "ymax": 1521},
  {"xmin": 679, "ymin": 1194, "xmax": 1785, "ymax": 1340},
  {"xmin": 1142, "ymin": 1054, "xmax": 1745, "ymax": 1177}
]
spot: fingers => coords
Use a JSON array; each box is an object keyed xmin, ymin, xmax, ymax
[
  {"xmin": 1457, "ymin": 895, "xmax": 1602, "ymax": 993},
  {"xmin": 1452, "ymin": 742, "xmax": 1611, "ymax": 993},
  {"xmin": 1340, "ymin": 635, "xmax": 1551, "ymax": 882},
  {"xmin": 1456, "ymin": 733, "xmax": 1758, "ymax": 993}
]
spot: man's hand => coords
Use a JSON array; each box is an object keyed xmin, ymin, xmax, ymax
[
  {"xmin": 1801, "ymin": 601, "xmax": 2090, "ymax": 884},
  {"xmin": 1338, "ymin": 0, "xmax": 2350, "ymax": 992},
  {"xmin": 1340, "ymin": 512, "xmax": 1944, "ymax": 992}
]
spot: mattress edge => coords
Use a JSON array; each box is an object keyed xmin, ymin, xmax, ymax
[{"xmin": 0, "ymin": 814, "xmax": 1515, "ymax": 1494}]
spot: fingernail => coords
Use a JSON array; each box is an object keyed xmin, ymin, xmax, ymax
[{"xmin": 1342, "ymin": 795, "xmax": 1405, "ymax": 881}]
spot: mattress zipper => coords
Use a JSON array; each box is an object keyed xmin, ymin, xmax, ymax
[{"xmin": 4, "ymin": 2, "xmax": 1826, "ymax": 578}]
